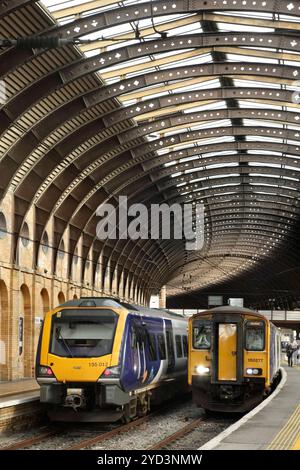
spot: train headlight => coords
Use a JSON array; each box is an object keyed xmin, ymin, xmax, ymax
[
  {"xmin": 195, "ymin": 365, "xmax": 210, "ymax": 375},
  {"xmin": 38, "ymin": 366, "xmax": 54, "ymax": 377},
  {"xmin": 246, "ymin": 368, "xmax": 262, "ymax": 376}
]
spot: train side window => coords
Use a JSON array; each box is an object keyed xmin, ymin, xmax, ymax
[
  {"xmin": 175, "ymin": 334, "xmax": 183, "ymax": 358},
  {"xmin": 148, "ymin": 333, "xmax": 157, "ymax": 361},
  {"xmin": 166, "ymin": 330, "xmax": 175, "ymax": 364},
  {"xmin": 193, "ymin": 321, "xmax": 211, "ymax": 349},
  {"xmin": 131, "ymin": 327, "xmax": 137, "ymax": 349},
  {"xmin": 158, "ymin": 334, "xmax": 166, "ymax": 360},
  {"xmin": 245, "ymin": 321, "xmax": 265, "ymax": 351},
  {"xmin": 182, "ymin": 335, "xmax": 188, "ymax": 357}
]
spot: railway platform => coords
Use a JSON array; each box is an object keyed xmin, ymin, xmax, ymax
[
  {"xmin": 201, "ymin": 366, "xmax": 300, "ymax": 450},
  {"xmin": 0, "ymin": 379, "xmax": 39, "ymax": 401},
  {"xmin": 0, "ymin": 379, "xmax": 41, "ymax": 433}
]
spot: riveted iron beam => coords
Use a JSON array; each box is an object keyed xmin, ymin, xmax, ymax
[
  {"xmin": 6, "ymin": 84, "xmax": 296, "ymax": 189},
  {"xmin": 61, "ymin": 34, "xmax": 300, "ymax": 83},
  {"xmin": 9, "ymin": 109, "xmax": 299, "ymax": 206},
  {"xmin": 51, "ymin": 1, "xmax": 300, "ymax": 40},
  {"xmin": 85, "ymin": 62, "xmax": 299, "ymax": 109},
  {"xmin": 103, "ymin": 87, "xmax": 297, "ymax": 127},
  {"xmin": 170, "ymin": 187, "xmax": 300, "ymax": 210},
  {"xmin": 142, "ymin": 142, "xmax": 300, "ymax": 171},
  {"xmin": 47, "ymin": 124, "xmax": 300, "ymax": 222},
  {"xmin": 167, "ymin": 183, "xmax": 300, "ymax": 205},
  {"xmin": 156, "ymin": 166, "xmax": 300, "ymax": 191},
  {"xmin": 8, "ymin": 88, "xmax": 299, "ymax": 199}
]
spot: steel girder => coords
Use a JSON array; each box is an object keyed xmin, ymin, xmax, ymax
[
  {"xmin": 0, "ymin": 0, "xmax": 37, "ymax": 17},
  {"xmin": 47, "ymin": 0, "xmax": 300, "ymax": 38},
  {"xmin": 1, "ymin": 2, "xmax": 298, "ymax": 302}
]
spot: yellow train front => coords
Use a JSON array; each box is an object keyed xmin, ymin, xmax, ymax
[
  {"xmin": 188, "ymin": 306, "xmax": 281, "ymax": 413},
  {"xmin": 36, "ymin": 297, "xmax": 188, "ymax": 422}
]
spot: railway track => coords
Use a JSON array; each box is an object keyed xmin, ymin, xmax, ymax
[
  {"xmin": 1, "ymin": 401, "xmax": 186, "ymax": 450},
  {"xmin": 1, "ymin": 398, "xmax": 226, "ymax": 451},
  {"xmin": 148, "ymin": 417, "xmax": 204, "ymax": 450},
  {"xmin": 65, "ymin": 413, "xmax": 155, "ymax": 450},
  {"xmin": 0, "ymin": 428, "xmax": 62, "ymax": 450}
]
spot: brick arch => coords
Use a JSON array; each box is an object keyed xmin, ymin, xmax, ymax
[
  {"xmin": 58, "ymin": 291, "xmax": 65, "ymax": 305},
  {"xmin": 40, "ymin": 288, "xmax": 50, "ymax": 316}
]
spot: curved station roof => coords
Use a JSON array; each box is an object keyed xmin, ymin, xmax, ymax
[{"xmin": 1, "ymin": 0, "xmax": 300, "ymax": 308}]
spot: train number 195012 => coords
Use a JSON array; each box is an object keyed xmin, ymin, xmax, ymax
[{"xmin": 89, "ymin": 362, "xmax": 108, "ymax": 367}]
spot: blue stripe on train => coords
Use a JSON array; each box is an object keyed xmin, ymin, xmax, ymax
[{"xmin": 120, "ymin": 313, "xmax": 164, "ymax": 392}]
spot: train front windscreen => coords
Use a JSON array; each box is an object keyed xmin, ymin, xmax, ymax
[{"xmin": 49, "ymin": 309, "xmax": 118, "ymax": 358}]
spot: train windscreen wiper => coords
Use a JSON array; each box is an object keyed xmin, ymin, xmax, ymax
[{"xmin": 57, "ymin": 327, "xmax": 74, "ymax": 358}]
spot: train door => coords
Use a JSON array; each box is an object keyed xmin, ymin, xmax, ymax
[
  {"xmin": 218, "ymin": 324, "xmax": 237, "ymax": 381},
  {"xmin": 165, "ymin": 320, "xmax": 175, "ymax": 372},
  {"xmin": 212, "ymin": 315, "xmax": 243, "ymax": 383},
  {"xmin": 132, "ymin": 318, "xmax": 147, "ymax": 385},
  {"xmin": 122, "ymin": 316, "xmax": 146, "ymax": 390}
]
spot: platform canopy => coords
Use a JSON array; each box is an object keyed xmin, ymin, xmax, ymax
[{"xmin": 1, "ymin": 0, "xmax": 300, "ymax": 307}]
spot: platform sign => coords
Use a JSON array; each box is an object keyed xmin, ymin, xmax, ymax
[
  {"xmin": 229, "ymin": 298, "xmax": 244, "ymax": 307},
  {"xmin": 149, "ymin": 295, "xmax": 159, "ymax": 308},
  {"xmin": 208, "ymin": 295, "xmax": 223, "ymax": 307}
]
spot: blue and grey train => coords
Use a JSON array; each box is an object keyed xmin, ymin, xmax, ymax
[{"xmin": 36, "ymin": 297, "xmax": 188, "ymax": 422}]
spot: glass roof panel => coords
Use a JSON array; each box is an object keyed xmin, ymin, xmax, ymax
[
  {"xmin": 39, "ymin": 0, "xmax": 300, "ymax": 292},
  {"xmin": 216, "ymin": 22, "xmax": 274, "ymax": 33},
  {"xmin": 238, "ymin": 101, "xmax": 283, "ymax": 110},
  {"xmin": 183, "ymin": 101, "xmax": 227, "ymax": 113},
  {"xmin": 243, "ymin": 119, "xmax": 284, "ymax": 128},
  {"xmin": 227, "ymin": 54, "xmax": 278, "ymax": 64},
  {"xmin": 233, "ymin": 78, "xmax": 281, "ymax": 89}
]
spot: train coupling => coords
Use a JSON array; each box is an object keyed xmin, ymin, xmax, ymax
[{"xmin": 65, "ymin": 388, "xmax": 85, "ymax": 411}]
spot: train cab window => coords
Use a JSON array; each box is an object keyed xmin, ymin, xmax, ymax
[
  {"xmin": 182, "ymin": 335, "xmax": 188, "ymax": 357},
  {"xmin": 148, "ymin": 333, "xmax": 157, "ymax": 361},
  {"xmin": 193, "ymin": 320, "xmax": 211, "ymax": 349},
  {"xmin": 245, "ymin": 321, "xmax": 265, "ymax": 351},
  {"xmin": 158, "ymin": 334, "xmax": 166, "ymax": 360},
  {"xmin": 175, "ymin": 335, "xmax": 183, "ymax": 358},
  {"xmin": 50, "ymin": 309, "xmax": 118, "ymax": 358}
]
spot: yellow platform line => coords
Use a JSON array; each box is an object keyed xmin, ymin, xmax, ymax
[
  {"xmin": 292, "ymin": 435, "xmax": 300, "ymax": 450},
  {"xmin": 267, "ymin": 404, "xmax": 300, "ymax": 450}
]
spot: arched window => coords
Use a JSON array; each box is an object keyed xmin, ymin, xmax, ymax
[
  {"xmin": 0, "ymin": 212, "xmax": 7, "ymax": 240},
  {"xmin": 58, "ymin": 239, "xmax": 65, "ymax": 259},
  {"xmin": 58, "ymin": 291, "xmax": 65, "ymax": 305},
  {"xmin": 40, "ymin": 288, "xmax": 50, "ymax": 316},
  {"xmin": 20, "ymin": 222, "xmax": 30, "ymax": 248},
  {"xmin": 41, "ymin": 232, "xmax": 49, "ymax": 255}
]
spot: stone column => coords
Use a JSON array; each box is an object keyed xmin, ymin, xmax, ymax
[{"xmin": 159, "ymin": 285, "xmax": 166, "ymax": 309}]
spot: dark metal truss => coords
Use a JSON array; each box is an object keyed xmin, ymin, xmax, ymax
[{"xmin": 1, "ymin": 0, "xmax": 300, "ymax": 306}]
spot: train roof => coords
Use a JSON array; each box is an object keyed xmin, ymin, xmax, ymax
[
  {"xmin": 59, "ymin": 297, "xmax": 186, "ymax": 320},
  {"xmin": 192, "ymin": 305, "xmax": 266, "ymax": 318}
]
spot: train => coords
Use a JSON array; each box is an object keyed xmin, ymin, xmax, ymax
[
  {"xmin": 36, "ymin": 297, "xmax": 188, "ymax": 422},
  {"xmin": 188, "ymin": 306, "xmax": 281, "ymax": 413}
]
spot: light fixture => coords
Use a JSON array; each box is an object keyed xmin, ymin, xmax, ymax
[{"xmin": 195, "ymin": 365, "xmax": 210, "ymax": 375}]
